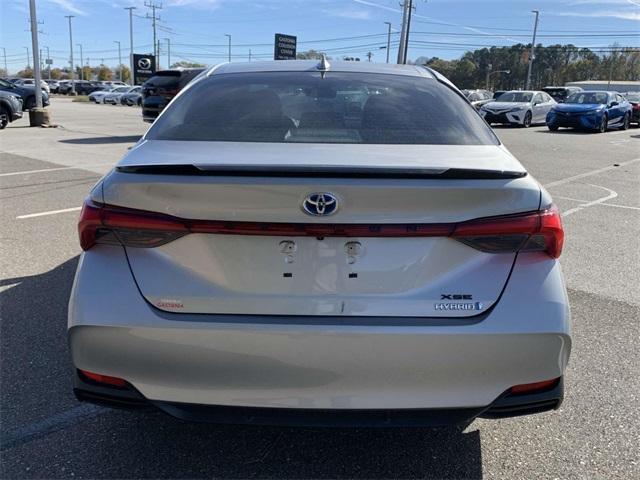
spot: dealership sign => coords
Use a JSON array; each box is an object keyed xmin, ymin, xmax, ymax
[
  {"xmin": 133, "ymin": 54, "xmax": 156, "ymax": 84},
  {"xmin": 274, "ymin": 34, "xmax": 297, "ymax": 60}
]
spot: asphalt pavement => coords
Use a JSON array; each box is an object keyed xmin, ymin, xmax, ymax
[{"xmin": 1, "ymin": 98, "xmax": 638, "ymax": 479}]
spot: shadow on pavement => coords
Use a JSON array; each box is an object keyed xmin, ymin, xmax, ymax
[
  {"xmin": 1, "ymin": 258, "xmax": 483, "ymax": 480},
  {"xmin": 59, "ymin": 135, "xmax": 141, "ymax": 145}
]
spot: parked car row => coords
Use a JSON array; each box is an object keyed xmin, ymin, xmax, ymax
[
  {"xmin": 0, "ymin": 78, "xmax": 50, "ymax": 110},
  {"xmin": 88, "ymin": 85, "xmax": 142, "ymax": 105},
  {"xmin": 476, "ymin": 89, "xmax": 635, "ymax": 133}
]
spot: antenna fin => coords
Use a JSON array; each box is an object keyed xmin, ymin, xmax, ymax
[{"xmin": 316, "ymin": 54, "xmax": 330, "ymax": 72}]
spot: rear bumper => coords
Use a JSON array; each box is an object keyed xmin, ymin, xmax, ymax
[
  {"xmin": 69, "ymin": 246, "xmax": 571, "ymax": 416},
  {"xmin": 74, "ymin": 370, "xmax": 563, "ymax": 426}
]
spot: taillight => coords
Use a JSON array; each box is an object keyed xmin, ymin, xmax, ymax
[
  {"xmin": 78, "ymin": 369, "xmax": 127, "ymax": 388},
  {"xmin": 510, "ymin": 377, "xmax": 560, "ymax": 395},
  {"xmin": 452, "ymin": 205, "xmax": 564, "ymax": 258},
  {"xmin": 78, "ymin": 199, "xmax": 563, "ymax": 258},
  {"xmin": 78, "ymin": 199, "xmax": 187, "ymax": 250}
]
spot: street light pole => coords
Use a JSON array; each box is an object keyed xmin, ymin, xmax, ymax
[
  {"xmin": 29, "ymin": 0, "xmax": 43, "ymax": 109},
  {"xmin": 486, "ymin": 68, "xmax": 511, "ymax": 90},
  {"xmin": 384, "ymin": 21, "xmax": 391, "ymax": 64},
  {"xmin": 76, "ymin": 43, "xmax": 83, "ymax": 80},
  {"xmin": 115, "ymin": 41, "xmax": 122, "ymax": 81},
  {"xmin": 1, "ymin": 47, "xmax": 7, "ymax": 76},
  {"xmin": 65, "ymin": 15, "xmax": 75, "ymax": 94},
  {"xmin": 125, "ymin": 6, "xmax": 136, "ymax": 85},
  {"xmin": 46, "ymin": 46, "xmax": 51, "ymax": 79},
  {"xmin": 526, "ymin": 10, "xmax": 539, "ymax": 90},
  {"xmin": 225, "ymin": 34, "xmax": 231, "ymax": 62}
]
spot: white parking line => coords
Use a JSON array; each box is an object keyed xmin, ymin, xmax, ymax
[
  {"xmin": 0, "ymin": 164, "xmax": 112, "ymax": 177},
  {"xmin": 562, "ymin": 185, "xmax": 618, "ymax": 217},
  {"xmin": 16, "ymin": 207, "xmax": 81, "ymax": 219},
  {"xmin": 544, "ymin": 157, "xmax": 640, "ymax": 188}
]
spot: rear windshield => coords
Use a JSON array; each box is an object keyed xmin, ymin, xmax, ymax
[
  {"xmin": 495, "ymin": 92, "xmax": 533, "ymax": 103},
  {"xmin": 144, "ymin": 72, "xmax": 181, "ymax": 88},
  {"xmin": 147, "ymin": 71, "xmax": 498, "ymax": 145},
  {"xmin": 566, "ymin": 92, "xmax": 609, "ymax": 104}
]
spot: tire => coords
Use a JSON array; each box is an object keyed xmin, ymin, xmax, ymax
[
  {"xmin": 621, "ymin": 113, "xmax": 630, "ymax": 130},
  {"xmin": 522, "ymin": 111, "xmax": 532, "ymax": 128},
  {"xmin": 0, "ymin": 106, "xmax": 9, "ymax": 129},
  {"xmin": 597, "ymin": 115, "xmax": 607, "ymax": 133},
  {"xmin": 548, "ymin": 125, "xmax": 559, "ymax": 131},
  {"xmin": 137, "ymin": 98, "xmax": 142, "ymax": 107},
  {"xmin": 25, "ymin": 96, "xmax": 35, "ymax": 110}
]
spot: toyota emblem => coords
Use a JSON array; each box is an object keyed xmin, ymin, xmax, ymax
[{"xmin": 302, "ymin": 193, "xmax": 338, "ymax": 216}]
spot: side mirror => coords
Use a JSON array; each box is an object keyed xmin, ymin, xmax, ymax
[{"xmin": 610, "ymin": 101, "xmax": 619, "ymax": 107}]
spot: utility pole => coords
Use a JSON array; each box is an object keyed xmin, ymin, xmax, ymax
[
  {"xmin": 65, "ymin": 15, "xmax": 75, "ymax": 94},
  {"xmin": 77, "ymin": 43, "xmax": 83, "ymax": 79},
  {"xmin": 1, "ymin": 47, "xmax": 8, "ymax": 76},
  {"xmin": 249, "ymin": 48, "xmax": 252, "ymax": 62},
  {"xmin": 29, "ymin": 0, "xmax": 43, "ymax": 109},
  {"xmin": 115, "ymin": 41, "xmax": 122, "ymax": 80},
  {"xmin": 403, "ymin": 0, "xmax": 414, "ymax": 64},
  {"xmin": 45, "ymin": 46, "xmax": 50, "ymax": 79},
  {"xmin": 525, "ymin": 10, "xmax": 539, "ymax": 90},
  {"xmin": 156, "ymin": 39, "xmax": 161, "ymax": 69},
  {"xmin": 144, "ymin": 2, "xmax": 162, "ymax": 63},
  {"xmin": 397, "ymin": 0, "xmax": 414, "ymax": 64},
  {"xmin": 366, "ymin": 51, "xmax": 373, "ymax": 62},
  {"xmin": 225, "ymin": 34, "xmax": 231, "ymax": 62},
  {"xmin": 384, "ymin": 21, "xmax": 391, "ymax": 63},
  {"xmin": 125, "ymin": 6, "xmax": 136, "ymax": 85},
  {"xmin": 163, "ymin": 38, "xmax": 171, "ymax": 68},
  {"xmin": 25, "ymin": 47, "xmax": 30, "ymax": 69}
]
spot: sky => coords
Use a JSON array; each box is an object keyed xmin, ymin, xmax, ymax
[{"xmin": 1, "ymin": 0, "xmax": 639, "ymax": 73}]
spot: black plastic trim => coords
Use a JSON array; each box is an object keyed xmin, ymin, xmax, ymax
[{"xmin": 115, "ymin": 164, "xmax": 527, "ymax": 180}]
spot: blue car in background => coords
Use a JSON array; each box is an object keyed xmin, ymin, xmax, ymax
[{"xmin": 546, "ymin": 91, "xmax": 632, "ymax": 133}]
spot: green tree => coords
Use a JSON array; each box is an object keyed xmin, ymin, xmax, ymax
[
  {"xmin": 17, "ymin": 68, "xmax": 34, "ymax": 78},
  {"xmin": 50, "ymin": 68, "xmax": 63, "ymax": 80},
  {"xmin": 115, "ymin": 65, "xmax": 131, "ymax": 83},
  {"xmin": 97, "ymin": 66, "xmax": 113, "ymax": 81}
]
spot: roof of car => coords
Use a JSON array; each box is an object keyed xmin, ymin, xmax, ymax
[{"xmin": 207, "ymin": 60, "xmax": 434, "ymax": 78}]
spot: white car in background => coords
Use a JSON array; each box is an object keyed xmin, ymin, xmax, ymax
[
  {"xmin": 89, "ymin": 87, "xmax": 123, "ymax": 104},
  {"xmin": 69, "ymin": 60, "xmax": 571, "ymax": 427},
  {"xmin": 14, "ymin": 78, "xmax": 50, "ymax": 94},
  {"xmin": 103, "ymin": 86, "xmax": 140, "ymax": 105},
  {"xmin": 480, "ymin": 90, "xmax": 556, "ymax": 127}
]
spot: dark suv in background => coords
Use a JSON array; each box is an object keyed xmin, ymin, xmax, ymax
[
  {"xmin": 141, "ymin": 68, "xmax": 205, "ymax": 122},
  {"xmin": 542, "ymin": 86, "xmax": 583, "ymax": 103},
  {"xmin": 0, "ymin": 78, "xmax": 50, "ymax": 110}
]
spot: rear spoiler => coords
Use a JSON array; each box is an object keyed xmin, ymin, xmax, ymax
[{"xmin": 115, "ymin": 164, "xmax": 527, "ymax": 180}]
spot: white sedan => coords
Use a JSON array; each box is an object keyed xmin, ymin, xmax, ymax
[
  {"xmin": 103, "ymin": 86, "xmax": 140, "ymax": 105},
  {"xmin": 480, "ymin": 90, "xmax": 556, "ymax": 127}
]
